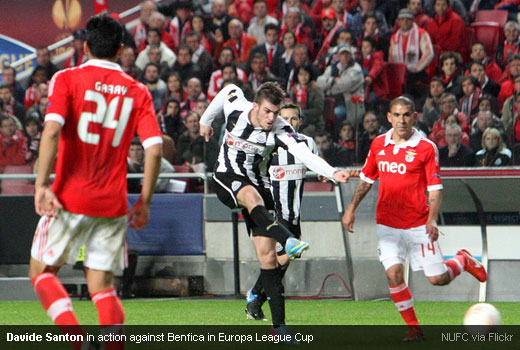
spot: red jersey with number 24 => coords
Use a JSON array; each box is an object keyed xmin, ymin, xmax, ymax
[
  {"xmin": 45, "ymin": 59, "xmax": 162, "ymax": 217},
  {"xmin": 360, "ymin": 129, "xmax": 443, "ymax": 229}
]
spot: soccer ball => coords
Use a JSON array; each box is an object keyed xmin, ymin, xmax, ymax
[{"xmin": 463, "ymin": 303, "xmax": 501, "ymax": 334}]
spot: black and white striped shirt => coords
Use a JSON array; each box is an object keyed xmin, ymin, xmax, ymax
[
  {"xmin": 269, "ymin": 134, "xmax": 318, "ymax": 225},
  {"xmin": 200, "ymin": 84, "xmax": 336, "ymax": 188}
]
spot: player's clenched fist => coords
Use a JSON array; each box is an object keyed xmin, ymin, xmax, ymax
[{"xmin": 333, "ymin": 170, "xmax": 350, "ymax": 183}]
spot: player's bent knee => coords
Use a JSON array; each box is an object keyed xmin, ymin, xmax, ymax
[
  {"xmin": 28, "ymin": 258, "xmax": 60, "ymax": 280},
  {"xmin": 237, "ymin": 186, "xmax": 264, "ymax": 212},
  {"xmin": 277, "ymin": 254, "xmax": 290, "ymax": 269}
]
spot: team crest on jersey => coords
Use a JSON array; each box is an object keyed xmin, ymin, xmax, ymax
[
  {"xmin": 273, "ymin": 167, "xmax": 285, "ymax": 179},
  {"xmin": 231, "ymin": 181, "xmax": 242, "ymax": 191},
  {"xmin": 256, "ymin": 132, "xmax": 267, "ymax": 143},
  {"xmin": 405, "ymin": 150, "xmax": 416, "ymax": 162},
  {"xmin": 226, "ymin": 134, "xmax": 234, "ymax": 146}
]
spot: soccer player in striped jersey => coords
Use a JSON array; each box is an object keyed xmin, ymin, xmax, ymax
[
  {"xmin": 200, "ymin": 83, "xmax": 349, "ymax": 339},
  {"xmin": 342, "ymin": 97, "xmax": 487, "ymax": 341},
  {"xmin": 245, "ymin": 102, "xmax": 319, "ymax": 322}
]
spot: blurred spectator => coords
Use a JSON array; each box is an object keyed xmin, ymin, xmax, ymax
[
  {"xmin": 221, "ymin": 18, "xmax": 258, "ymax": 67},
  {"xmin": 194, "ymin": 99, "xmax": 209, "ymax": 117},
  {"xmin": 247, "ymin": 53, "xmax": 278, "ymax": 91},
  {"xmin": 24, "ymin": 68, "xmax": 48, "ymax": 109},
  {"xmin": 429, "ymin": 113, "xmax": 470, "ymax": 147},
  {"xmin": 317, "ymin": 44, "xmax": 365, "ymax": 127},
  {"xmin": 140, "ymin": 46, "xmax": 170, "ymax": 82},
  {"xmin": 133, "ymin": 0, "xmax": 156, "ymax": 51},
  {"xmin": 389, "ymin": 9, "xmax": 433, "ymax": 96},
  {"xmin": 276, "ymin": 32, "xmax": 297, "ymax": 89},
  {"xmin": 0, "ymin": 115, "xmax": 26, "ymax": 167},
  {"xmin": 185, "ymin": 31, "xmax": 214, "ymax": 86},
  {"xmin": 221, "ymin": 63, "xmax": 255, "ymax": 100},
  {"xmin": 1, "ymin": 66, "xmax": 25, "ymax": 105},
  {"xmin": 136, "ymin": 28, "xmax": 176, "ymax": 70},
  {"xmin": 23, "ymin": 116, "xmax": 41, "ymax": 165},
  {"xmin": 350, "ymin": 0, "xmax": 390, "ymax": 40},
  {"xmin": 248, "ymin": 24, "xmax": 284, "ymax": 76},
  {"xmin": 469, "ymin": 61, "xmax": 500, "ymax": 99},
  {"xmin": 323, "ymin": 28, "xmax": 355, "ymax": 68},
  {"xmin": 127, "ymin": 137, "xmax": 174, "ymax": 193},
  {"xmin": 169, "ymin": 1, "xmax": 194, "ymax": 49},
  {"xmin": 207, "ymin": 48, "xmax": 247, "ymax": 100},
  {"xmin": 458, "ymin": 75, "xmax": 480, "ymax": 120},
  {"xmin": 468, "ymin": 42, "xmax": 502, "ymax": 84},
  {"xmin": 142, "ymin": 63, "xmax": 167, "ymax": 112},
  {"xmin": 434, "ymin": 93, "xmax": 470, "ymax": 134},
  {"xmin": 32, "ymin": 47, "xmax": 58, "ymax": 83},
  {"xmin": 475, "ymin": 127, "xmax": 511, "ymax": 166},
  {"xmin": 0, "ymin": 83, "xmax": 25, "ymax": 126},
  {"xmin": 422, "ymin": 77, "xmax": 446, "ymax": 132},
  {"xmin": 498, "ymin": 55, "xmax": 520, "ymax": 108},
  {"xmin": 439, "ymin": 124, "xmax": 475, "ymax": 167},
  {"xmin": 248, "ymin": 0, "xmax": 279, "ymax": 45},
  {"xmin": 181, "ymin": 77, "xmax": 206, "ymax": 119},
  {"xmin": 165, "ymin": 71, "xmax": 184, "ymax": 101},
  {"xmin": 120, "ymin": 46, "xmax": 142, "ymax": 79},
  {"xmin": 277, "ymin": 0, "xmax": 316, "ymax": 33},
  {"xmin": 406, "ymin": 0, "xmax": 432, "ymax": 29},
  {"xmin": 357, "ymin": 111, "xmax": 387, "ymax": 163},
  {"xmin": 282, "ymin": 44, "xmax": 319, "ymax": 92},
  {"xmin": 357, "ymin": 12, "xmax": 390, "ymax": 57},
  {"xmin": 190, "ymin": 15, "xmax": 214, "ymax": 53},
  {"xmin": 209, "ymin": 0, "xmax": 233, "ymax": 44},
  {"xmin": 477, "ymin": 94, "xmax": 500, "ymax": 119},
  {"xmin": 279, "ymin": 7, "xmax": 315, "ymax": 58},
  {"xmin": 497, "ymin": 21, "xmax": 520, "ymax": 68},
  {"xmin": 424, "ymin": 0, "xmax": 468, "ymax": 24},
  {"xmin": 337, "ymin": 120, "xmax": 355, "ymax": 150},
  {"xmin": 315, "ymin": 130, "xmax": 354, "ymax": 166},
  {"xmin": 176, "ymin": 111, "xmax": 218, "ymax": 170},
  {"xmin": 314, "ymin": 8, "xmax": 344, "ymax": 71},
  {"xmin": 501, "ymin": 76, "xmax": 520, "ymax": 139},
  {"xmin": 65, "ymin": 29, "xmax": 88, "ymax": 68},
  {"xmin": 331, "ymin": 0, "xmax": 353, "ymax": 29},
  {"xmin": 159, "ymin": 97, "xmax": 186, "ymax": 143},
  {"xmin": 426, "ymin": 0, "xmax": 466, "ymax": 58},
  {"xmin": 171, "ymin": 44, "xmax": 203, "ymax": 83},
  {"xmin": 148, "ymin": 11, "xmax": 175, "ymax": 52},
  {"xmin": 470, "ymin": 110, "xmax": 502, "ymax": 152},
  {"xmin": 290, "ymin": 64, "xmax": 325, "ymax": 137},
  {"xmin": 229, "ymin": 0, "xmax": 255, "ymax": 26},
  {"xmin": 360, "ymin": 36, "xmax": 386, "ymax": 108},
  {"xmin": 439, "ymin": 52, "xmax": 463, "ymax": 98},
  {"xmin": 26, "ymin": 95, "xmax": 48, "ymax": 123}
]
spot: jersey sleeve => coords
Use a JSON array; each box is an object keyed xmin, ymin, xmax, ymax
[
  {"xmin": 200, "ymin": 84, "xmax": 246, "ymax": 127},
  {"xmin": 135, "ymin": 88, "xmax": 163, "ymax": 149},
  {"xmin": 424, "ymin": 141, "xmax": 443, "ymax": 191},
  {"xmin": 45, "ymin": 70, "xmax": 70, "ymax": 125},
  {"xmin": 360, "ymin": 142, "xmax": 379, "ymax": 184}
]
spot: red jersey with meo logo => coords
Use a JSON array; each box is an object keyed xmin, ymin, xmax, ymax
[
  {"xmin": 360, "ymin": 128, "xmax": 443, "ymax": 229},
  {"xmin": 45, "ymin": 59, "xmax": 162, "ymax": 218}
]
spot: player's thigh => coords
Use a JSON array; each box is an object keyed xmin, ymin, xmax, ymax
[
  {"xmin": 83, "ymin": 215, "xmax": 127, "ymax": 274},
  {"xmin": 376, "ymin": 224, "xmax": 407, "ymax": 270},
  {"xmin": 30, "ymin": 210, "xmax": 86, "ymax": 269},
  {"xmin": 406, "ymin": 225, "xmax": 447, "ymax": 277},
  {"xmin": 212, "ymin": 172, "xmax": 259, "ymax": 209}
]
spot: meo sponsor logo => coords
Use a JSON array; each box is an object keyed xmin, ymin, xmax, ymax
[
  {"xmin": 378, "ymin": 161, "xmax": 407, "ymax": 174},
  {"xmin": 273, "ymin": 167, "xmax": 285, "ymax": 179}
]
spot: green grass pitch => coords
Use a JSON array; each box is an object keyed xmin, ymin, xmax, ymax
[{"xmin": 1, "ymin": 299, "xmax": 519, "ymax": 325}]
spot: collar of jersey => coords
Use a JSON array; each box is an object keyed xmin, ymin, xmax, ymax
[
  {"xmin": 82, "ymin": 59, "xmax": 123, "ymax": 72},
  {"xmin": 384, "ymin": 128, "xmax": 421, "ymax": 149}
]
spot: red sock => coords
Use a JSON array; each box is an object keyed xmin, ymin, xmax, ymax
[
  {"xmin": 445, "ymin": 255, "xmax": 465, "ymax": 281},
  {"xmin": 32, "ymin": 273, "xmax": 83, "ymax": 349},
  {"xmin": 389, "ymin": 282, "xmax": 419, "ymax": 326},
  {"xmin": 92, "ymin": 287, "xmax": 125, "ymax": 350}
]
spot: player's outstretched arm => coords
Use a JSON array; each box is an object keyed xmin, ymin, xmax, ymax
[
  {"xmin": 342, "ymin": 180, "xmax": 372, "ymax": 232},
  {"xmin": 288, "ymin": 142, "xmax": 349, "ymax": 182},
  {"xmin": 426, "ymin": 190, "xmax": 442, "ymax": 241},
  {"xmin": 199, "ymin": 84, "xmax": 241, "ymax": 139},
  {"xmin": 128, "ymin": 144, "xmax": 162, "ymax": 230},
  {"xmin": 34, "ymin": 121, "xmax": 63, "ymax": 217}
]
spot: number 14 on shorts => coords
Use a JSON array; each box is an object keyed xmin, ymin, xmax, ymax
[{"xmin": 421, "ymin": 243, "xmax": 436, "ymax": 257}]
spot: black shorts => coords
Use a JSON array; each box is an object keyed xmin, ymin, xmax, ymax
[{"xmin": 212, "ymin": 172, "xmax": 274, "ymax": 210}]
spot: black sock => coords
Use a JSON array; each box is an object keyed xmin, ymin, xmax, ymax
[
  {"xmin": 278, "ymin": 263, "xmax": 288, "ymax": 280},
  {"xmin": 250, "ymin": 206, "xmax": 293, "ymax": 245},
  {"xmin": 252, "ymin": 274, "xmax": 263, "ymax": 296},
  {"xmin": 261, "ymin": 268, "xmax": 285, "ymax": 326}
]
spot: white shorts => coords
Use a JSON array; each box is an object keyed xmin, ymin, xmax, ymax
[
  {"xmin": 31, "ymin": 209, "xmax": 127, "ymax": 273},
  {"xmin": 377, "ymin": 224, "xmax": 447, "ymax": 277}
]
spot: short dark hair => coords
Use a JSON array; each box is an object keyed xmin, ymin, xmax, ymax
[
  {"xmin": 469, "ymin": 60, "xmax": 485, "ymax": 70},
  {"xmin": 293, "ymin": 63, "xmax": 316, "ymax": 83},
  {"xmin": 185, "ymin": 31, "xmax": 200, "ymax": 41},
  {"xmin": 147, "ymin": 27, "xmax": 162, "ymax": 39},
  {"xmin": 508, "ymin": 54, "xmax": 520, "ymax": 64},
  {"xmin": 361, "ymin": 36, "xmax": 377, "ymax": 49},
  {"xmin": 130, "ymin": 137, "xmax": 142, "ymax": 147},
  {"xmin": 144, "ymin": 62, "xmax": 160, "ymax": 73},
  {"xmin": 280, "ymin": 101, "xmax": 302, "ymax": 118},
  {"xmin": 440, "ymin": 51, "xmax": 462, "ymax": 66},
  {"xmin": 86, "ymin": 14, "xmax": 123, "ymax": 59},
  {"xmin": 251, "ymin": 52, "xmax": 267, "ymax": 62},
  {"xmin": 430, "ymin": 76, "xmax": 446, "ymax": 88},
  {"xmin": 0, "ymin": 82, "xmax": 11, "ymax": 90},
  {"xmin": 221, "ymin": 62, "xmax": 237, "ymax": 75},
  {"xmin": 389, "ymin": 96, "xmax": 415, "ymax": 113},
  {"xmin": 362, "ymin": 12, "xmax": 378, "ymax": 25},
  {"xmin": 220, "ymin": 47, "xmax": 235, "ymax": 59},
  {"xmin": 24, "ymin": 115, "xmax": 41, "ymax": 127},
  {"xmin": 461, "ymin": 75, "xmax": 478, "ymax": 87},
  {"xmin": 264, "ymin": 23, "xmax": 280, "ymax": 35},
  {"xmin": 254, "ymin": 81, "xmax": 285, "ymax": 106},
  {"xmin": 177, "ymin": 43, "xmax": 192, "ymax": 55},
  {"xmin": 471, "ymin": 41, "xmax": 486, "ymax": 52},
  {"xmin": 315, "ymin": 130, "xmax": 331, "ymax": 140}
]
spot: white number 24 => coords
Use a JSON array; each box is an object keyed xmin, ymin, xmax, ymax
[{"xmin": 78, "ymin": 90, "xmax": 133, "ymax": 147}]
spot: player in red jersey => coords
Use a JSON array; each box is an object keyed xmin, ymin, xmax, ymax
[
  {"xmin": 342, "ymin": 96, "xmax": 487, "ymax": 341},
  {"xmin": 28, "ymin": 15, "xmax": 162, "ymax": 349}
]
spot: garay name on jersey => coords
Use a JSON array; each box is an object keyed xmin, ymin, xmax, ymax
[{"xmin": 94, "ymin": 81, "xmax": 128, "ymax": 95}]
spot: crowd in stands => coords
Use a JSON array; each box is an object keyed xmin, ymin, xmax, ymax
[{"xmin": 2, "ymin": 0, "xmax": 520, "ymax": 186}]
